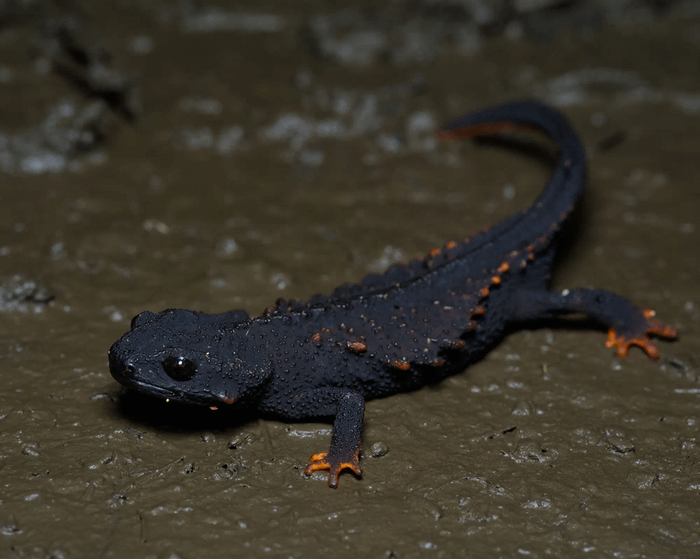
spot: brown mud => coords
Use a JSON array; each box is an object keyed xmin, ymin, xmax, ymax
[{"xmin": 0, "ymin": 2, "xmax": 698, "ymax": 558}]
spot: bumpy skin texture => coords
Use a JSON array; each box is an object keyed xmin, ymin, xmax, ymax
[{"xmin": 109, "ymin": 101, "xmax": 677, "ymax": 488}]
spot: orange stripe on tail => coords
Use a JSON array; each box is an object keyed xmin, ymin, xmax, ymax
[{"xmin": 436, "ymin": 122, "xmax": 535, "ymax": 142}]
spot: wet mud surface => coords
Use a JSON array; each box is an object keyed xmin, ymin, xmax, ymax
[{"xmin": 1, "ymin": 1, "xmax": 699, "ymax": 557}]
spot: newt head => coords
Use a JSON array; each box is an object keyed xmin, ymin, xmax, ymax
[{"xmin": 108, "ymin": 309, "xmax": 272, "ymax": 407}]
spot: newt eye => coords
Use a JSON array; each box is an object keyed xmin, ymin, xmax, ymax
[{"xmin": 162, "ymin": 356, "xmax": 197, "ymax": 381}]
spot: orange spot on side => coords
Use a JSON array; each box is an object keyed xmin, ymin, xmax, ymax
[
  {"xmin": 432, "ymin": 358, "xmax": 446, "ymax": 367},
  {"xmin": 429, "ymin": 247, "xmax": 441, "ymax": 258},
  {"xmin": 479, "ymin": 288, "xmax": 490, "ymax": 298},
  {"xmin": 311, "ymin": 332, "xmax": 322, "ymax": 343},
  {"xmin": 527, "ymin": 253, "xmax": 535, "ymax": 261},
  {"xmin": 526, "ymin": 244, "xmax": 535, "ymax": 252},
  {"xmin": 209, "ymin": 406, "xmax": 218, "ymax": 411},
  {"xmin": 446, "ymin": 240, "xmax": 458, "ymax": 249},
  {"xmin": 391, "ymin": 359, "xmax": 410, "ymax": 371},
  {"xmin": 473, "ymin": 306, "xmax": 485, "ymax": 315},
  {"xmin": 346, "ymin": 341, "xmax": 367, "ymax": 353},
  {"xmin": 491, "ymin": 276, "xmax": 501, "ymax": 285},
  {"xmin": 497, "ymin": 262, "xmax": 510, "ymax": 274},
  {"xmin": 221, "ymin": 397, "xmax": 236, "ymax": 404}
]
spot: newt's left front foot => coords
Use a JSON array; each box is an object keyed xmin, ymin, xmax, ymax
[
  {"xmin": 304, "ymin": 450, "xmax": 362, "ymax": 488},
  {"xmin": 605, "ymin": 308, "xmax": 677, "ymax": 359}
]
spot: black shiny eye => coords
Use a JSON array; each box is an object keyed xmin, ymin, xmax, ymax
[{"xmin": 161, "ymin": 356, "xmax": 197, "ymax": 381}]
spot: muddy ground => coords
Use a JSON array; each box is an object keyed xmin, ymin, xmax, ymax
[{"xmin": 1, "ymin": 1, "xmax": 699, "ymax": 558}]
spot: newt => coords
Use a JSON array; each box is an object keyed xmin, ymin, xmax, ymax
[{"xmin": 109, "ymin": 101, "xmax": 677, "ymax": 487}]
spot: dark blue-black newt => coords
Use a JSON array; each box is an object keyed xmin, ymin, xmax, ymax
[{"xmin": 109, "ymin": 101, "xmax": 677, "ymax": 487}]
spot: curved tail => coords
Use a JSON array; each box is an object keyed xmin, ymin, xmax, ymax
[{"xmin": 438, "ymin": 101, "xmax": 587, "ymax": 254}]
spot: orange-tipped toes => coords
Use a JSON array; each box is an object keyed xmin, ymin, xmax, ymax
[
  {"xmin": 642, "ymin": 308, "xmax": 678, "ymax": 340},
  {"xmin": 605, "ymin": 309, "xmax": 677, "ymax": 360},
  {"xmin": 304, "ymin": 451, "xmax": 362, "ymax": 488}
]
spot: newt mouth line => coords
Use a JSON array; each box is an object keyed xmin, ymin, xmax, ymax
[{"xmin": 111, "ymin": 369, "xmax": 235, "ymax": 406}]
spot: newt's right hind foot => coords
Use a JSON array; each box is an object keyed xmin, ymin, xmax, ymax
[{"xmin": 605, "ymin": 308, "xmax": 677, "ymax": 359}]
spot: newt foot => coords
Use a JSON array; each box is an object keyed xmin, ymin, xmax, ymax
[
  {"xmin": 605, "ymin": 308, "xmax": 677, "ymax": 359},
  {"xmin": 304, "ymin": 450, "xmax": 362, "ymax": 488}
]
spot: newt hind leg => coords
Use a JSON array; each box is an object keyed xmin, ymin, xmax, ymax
[{"xmin": 510, "ymin": 288, "xmax": 677, "ymax": 359}]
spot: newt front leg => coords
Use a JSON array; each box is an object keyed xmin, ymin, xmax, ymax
[{"xmin": 289, "ymin": 388, "xmax": 365, "ymax": 487}]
